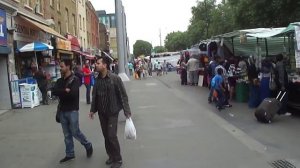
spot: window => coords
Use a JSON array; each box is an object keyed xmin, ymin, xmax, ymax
[
  {"xmin": 84, "ymin": 38, "xmax": 86, "ymax": 48},
  {"xmin": 25, "ymin": 0, "xmax": 32, "ymax": 7},
  {"xmin": 83, "ymin": 17, "xmax": 85, "ymax": 31},
  {"xmin": 110, "ymin": 15, "xmax": 116, "ymax": 28},
  {"xmin": 87, "ymin": 33, "xmax": 90, "ymax": 46},
  {"xmin": 65, "ymin": 8, "xmax": 69, "ymax": 33},
  {"xmin": 58, "ymin": 21, "xmax": 61, "ymax": 34},
  {"xmin": 35, "ymin": 0, "xmax": 43, "ymax": 14},
  {"xmin": 50, "ymin": 0, "xmax": 53, "ymax": 7},
  {"xmin": 51, "ymin": 17, "xmax": 55, "ymax": 29},
  {"xmin": 72, "ymin": 14, "xmax": 76, "ymax": 35},
  {"xmin": 79, "ymin": 14, "xmax": 82, "ymax": 30},
  {"xmin": 57, "ymin": 0, "xmax": 60, "ymax": 11}
]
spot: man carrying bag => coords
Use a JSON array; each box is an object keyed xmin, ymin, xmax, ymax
[{"xmin": 53, "ymin": 60, "xmax": 93, "ymax": 163}]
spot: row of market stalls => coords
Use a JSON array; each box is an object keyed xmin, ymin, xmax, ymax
[{"xmin": 196, "ymin": 22, "xmax": 300, "ymax": 113}]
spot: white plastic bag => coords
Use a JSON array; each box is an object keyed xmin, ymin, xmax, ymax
[{"xmin": 124, "ymin": 118, "xmax": 136, "ymax": 140}]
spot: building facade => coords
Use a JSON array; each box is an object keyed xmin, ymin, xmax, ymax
[
  {"xmin": 99, "ymin": 22, "xmax": 109, "ymax": 53},
  {"xmin": 77, "ymin": 0, "xmax": 87, "ymax": 50},
  {"xmin": 97, "ymin": 10, "xmax": 117, "ymax": 58},
  {"xmin": 44, "ymin": 0, "xmax": 77, "ymax": 36},
  {"xmin": 86, "ymin": 0, "xmax": 99, "ymax": 55}
]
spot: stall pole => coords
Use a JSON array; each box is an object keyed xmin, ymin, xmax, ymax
[
  {"xmin": 264, "ymin": 38, "xmax": 269, "ymax": 57},
  {"xmin": 35, "ymin": 51, "xmax": 39, "ymax": 70},
  {"xmin": 231, "ymin": 37, "xmax": 235, "ymax": 56}
]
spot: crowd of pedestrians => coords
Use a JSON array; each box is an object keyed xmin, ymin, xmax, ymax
[
  {"xmin": 128, "ymin": 58, "xmax": 172, "ymax": 80},
  {"xmin": 177, "ymin": 50, "xmax": 289, "ymax": 113}
]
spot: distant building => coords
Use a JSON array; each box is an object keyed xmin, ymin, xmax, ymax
[{"xmin": 96, "ymin": 10, "xmax": 118, "ymax": 58}]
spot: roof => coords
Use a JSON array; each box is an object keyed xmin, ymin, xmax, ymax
[{"xmin": 213, "ymin": 28, "xmax": 286, "ymax": 39}]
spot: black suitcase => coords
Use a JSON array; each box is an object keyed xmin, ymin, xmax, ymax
[{"xmin": 255, "ymin": 91, "xmax": 286, "ymax": 123}]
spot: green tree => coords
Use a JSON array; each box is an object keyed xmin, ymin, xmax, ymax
[
  {"xmin": 228, "ymin": 0, "xmax": 300, "ymax": 29},
  {"xmin": 164, "ymin": 31, "xmax": 189, "ymax": 51},
  {"xmin": 153, "ymin": 46, "xmax": 167, "ymax": 53},
  {"xmin": 133, "ymin": 40, "xmax": 152, "ymax": 57}
]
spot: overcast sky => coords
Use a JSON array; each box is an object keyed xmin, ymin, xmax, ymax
[{"xmin": 90, "ymin": 0, "xmax": 205, "ymax": 51}]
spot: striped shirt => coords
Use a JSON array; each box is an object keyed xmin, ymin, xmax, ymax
[
  {"xmin": 91, "ymin": 72, "xmax": 131, "ymax": 116},
  {"xmin": 96, "ymin": 75, "xmax": 111, "ymax": 113}
]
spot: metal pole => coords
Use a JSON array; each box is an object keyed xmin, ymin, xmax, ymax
[
  {"xmin": 35, "ymin": 51, "xmax": 39, "ymax": 70},
  {"xmin": 115, "ymin": 0, "xmax": 129, "ymax": 81},
  {"xmin": 231, "ymin": 37, "xmax": 235, "ymax": 56},
  {"xmin": 121, "ymin": 5, "xmax": 129, "ymax": 76},
  {"xmin": 264, "ymin": 38, "xmax": 268, "ymax": 57}
]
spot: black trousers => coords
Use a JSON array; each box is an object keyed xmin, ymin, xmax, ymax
[
  {"xmin": 98, "ymin": 113, "xmax": 122, "ymax": 162},
  {"xmin": 181, "ymin": 69, "xmax": 187, "ymax": 85},
  {"xmin": 40, "ymin": 87, "xmax": 48, "ymax": 104}
]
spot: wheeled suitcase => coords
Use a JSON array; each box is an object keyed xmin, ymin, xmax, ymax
[{"xmin": 255, "ymin": 91, "xmax": 286, "ymax": 123}]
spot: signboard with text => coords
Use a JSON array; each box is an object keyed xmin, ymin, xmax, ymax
[
  {"xmin": 56, "ymin": 38, "xmax": 71, "ymax": 51},
  {"xmin": 13, "ymin": 16, "xmax": 47, "ymax": 44},
  {"xmin": 0, "ymin": 9, "xmax": 7, "ymax": 46}
]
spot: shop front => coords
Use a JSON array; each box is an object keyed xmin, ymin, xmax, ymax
[
  {"xmin": 13, "ymin": 15, "xmax": 49, "ymax": 78},
  {"xmin": 54, "ymin": 37, "xmax": 73, "ymax": 60},
  {"xmin": 0, "ymin": 8, "xmax": 12, "ymax": 109}
]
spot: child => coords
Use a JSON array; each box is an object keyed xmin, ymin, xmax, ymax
[{"xmin": 211, "ymin": 68, "xmax": 226, "ymax": 110}]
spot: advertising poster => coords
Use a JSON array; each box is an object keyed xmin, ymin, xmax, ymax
[{"xmin": 0, "ymin": 9, "xmax": 7, "ymax": 46}]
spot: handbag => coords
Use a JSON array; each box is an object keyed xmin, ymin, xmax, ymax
[{"xmin": 269, "ymin": 73, "xmax": 277, "ymax": 90}]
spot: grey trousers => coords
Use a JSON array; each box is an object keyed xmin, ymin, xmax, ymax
[{"xmin": 189, "ymin": 71, "xmax": 199, "ymax": 85}]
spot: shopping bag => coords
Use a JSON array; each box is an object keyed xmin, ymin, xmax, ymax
[{"xmin": 124, "ymin": 118, "xmax": 136, "ymax": 140}]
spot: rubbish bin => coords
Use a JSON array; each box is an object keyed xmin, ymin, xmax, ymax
[{"xmin": 235, "ymin": 81, "xmax": 249, "ymax": 103}]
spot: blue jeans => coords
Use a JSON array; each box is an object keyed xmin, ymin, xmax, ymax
[
  {"xmin": 60, "ymin": 111, "xmax": 92, "ymax": 157},
  {"xmin": 85, "ymin": 84, "xmax": 91, "ymax": 104}
]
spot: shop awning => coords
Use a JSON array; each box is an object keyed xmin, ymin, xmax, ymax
[
  {"xmin": 278, "ymin": 22, "xmax": 300, "ymax": 35},
  {"xmin": 213, "ymin": 27, "xmax": 286, "ymax": 39},
  {"xmin": 19, "ymin": 16, "xmax": 66, "ymax": 40},
  {"xmin": 246, "ymin": 28, "xmax": 286, "ymax": 38},
  {"xmin": 73, "ymin": 50, "xmax": 95, "ymax": 60},
  {"xmin": 81, "ymin": 52, "xmax": 95, "ymax": 60},
  {"xmin": 66, "ymin": 34, "xmax": 80, "ymax": 51}
]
